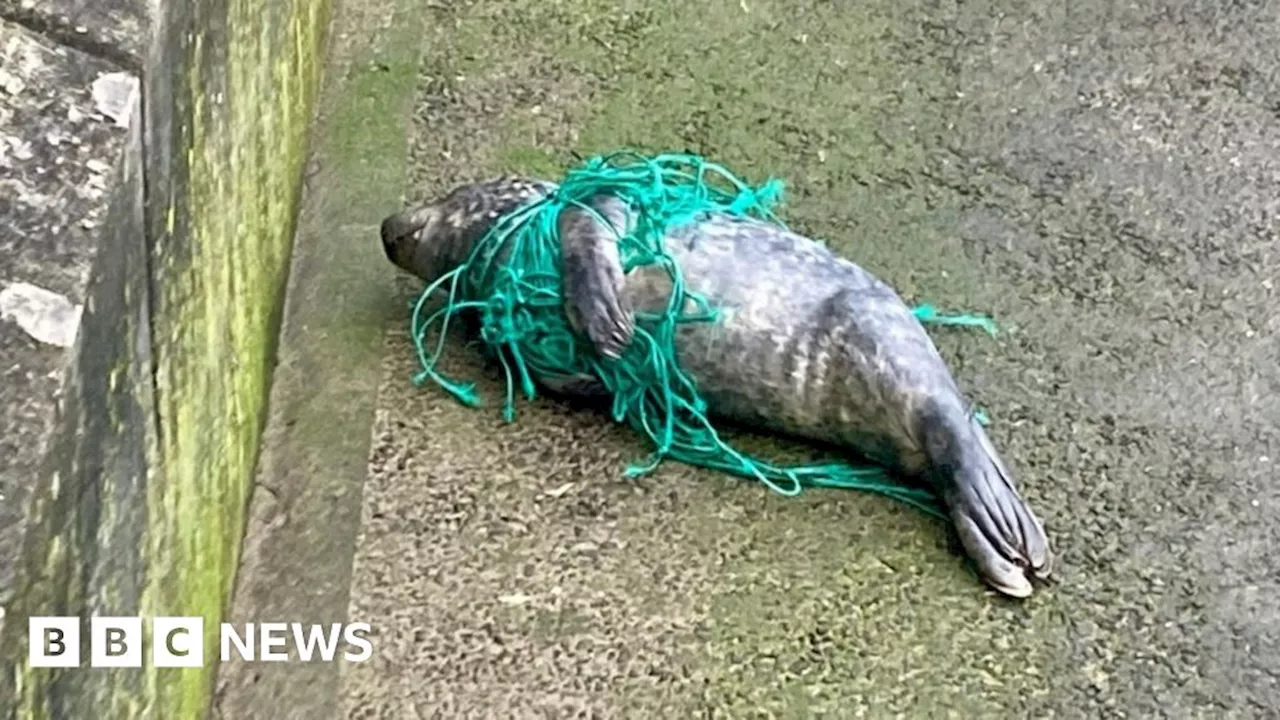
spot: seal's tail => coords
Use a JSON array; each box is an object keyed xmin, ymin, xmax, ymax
[{"xmin": 923, "ymin": 404, "xmax": 1053, "ymax": 597}]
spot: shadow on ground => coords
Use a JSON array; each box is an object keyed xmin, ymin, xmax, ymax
[{"xmin": 341, "ymin": 0, "xmax": 1280, "ymax": 716}]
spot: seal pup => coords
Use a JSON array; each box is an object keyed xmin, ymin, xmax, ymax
[{"xmin": 381, "ymin": 177, "xmax": 1054, "ymax": 598}]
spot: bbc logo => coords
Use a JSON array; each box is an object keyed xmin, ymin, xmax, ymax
[
  {"xmin": 29, "ymin": 617, "xmax": 204, "ymax": 668},
  {"xmin": 29, "ymin": 616, "xmax": 373, "ymax": 667}
]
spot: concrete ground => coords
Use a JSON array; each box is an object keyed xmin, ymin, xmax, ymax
[{"xmin": 330, "ymin": 0, "xmax": 1277, "ymax": 717}]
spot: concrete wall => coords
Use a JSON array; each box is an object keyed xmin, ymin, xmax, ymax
[{"xmin": 0, "ymin": 0, "xmax": 332, "ymax": 716}]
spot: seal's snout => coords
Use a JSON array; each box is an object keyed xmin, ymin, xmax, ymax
[
  {"xmin": 380, "ymin": 207, "xmax": 437, "ymax": 278},
  {"xmin": 380, "ymin": 212, "xmax": 407, "ymax": 265}
]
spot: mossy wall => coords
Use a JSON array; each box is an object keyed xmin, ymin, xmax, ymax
[
  {"xmin": 0, "ymin": 0, "xmax": 332, "ymax": 717},
  {"xmin": 141, "ymin": 0, "xmax": 330, "ymax": 712}
]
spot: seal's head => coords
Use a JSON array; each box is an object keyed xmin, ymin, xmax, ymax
[
  {"xmin": 380, "ymin": 205, "xmax": 443, "ymax": 281},
  {"xmin": 380, "ymin": 176, "xmax": 554, "ymax": 282}
]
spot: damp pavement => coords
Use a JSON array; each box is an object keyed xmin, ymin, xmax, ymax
[{"xmin": 333, "ymin": 0, "xmax": 1279, "ymax": 716}]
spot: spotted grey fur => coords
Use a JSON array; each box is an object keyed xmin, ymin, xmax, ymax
[{"xmin": 380, "ymin": 177, "xmax": 1054, "ymax": 598}]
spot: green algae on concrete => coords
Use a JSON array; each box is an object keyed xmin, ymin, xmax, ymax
[
  {"xmin": 0, "ymin": 0, "xmax": 332, "ymax": 718},
  {"xmin": 141, "ymin": 0, "xmax": 331, "ymax": 716},
  {"xmin": 213, "ymin": 0, "xmax": 429, "ymax": 715}
]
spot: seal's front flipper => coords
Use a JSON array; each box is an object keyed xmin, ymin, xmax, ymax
[
  {"xmin": 558, "ymin": 195, "xmax": 635, "ymax": 360},
  {"xmin": 923, "ymin": 405, "xmax": 1053, "ymax": 598}
]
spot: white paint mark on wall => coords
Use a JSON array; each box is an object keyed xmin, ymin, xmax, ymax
[{"xmin": 0, "ymin": 281, "xmax": 82, "ymax": 348}]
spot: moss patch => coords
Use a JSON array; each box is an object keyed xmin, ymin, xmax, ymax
[{"xmin": 138, "ymin": 0, "xmax": 331, "ymax": 716}]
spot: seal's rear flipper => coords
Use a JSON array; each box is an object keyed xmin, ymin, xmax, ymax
[
  {"xmin": 922, "ymin": 405, "xmax": 1053, "ymax": 598},
  {"xmin": 557, "ymin": 195, "xmax": 636, "ymax": 359}
]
